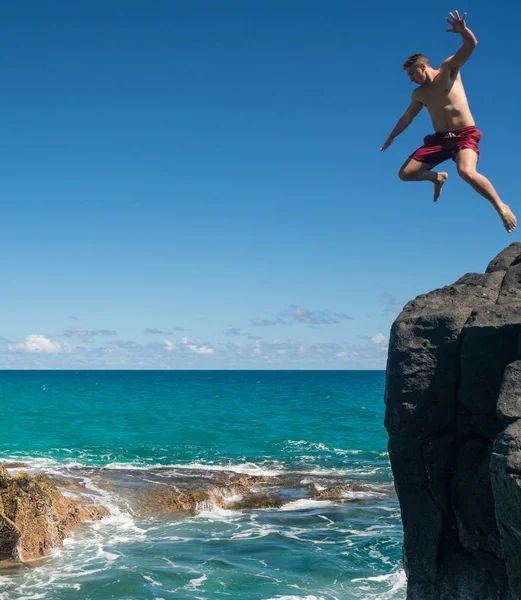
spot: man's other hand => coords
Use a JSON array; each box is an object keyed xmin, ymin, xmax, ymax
[{"xmin": 381, "ymin": 137, "xmax": 394, "ymax": 152}]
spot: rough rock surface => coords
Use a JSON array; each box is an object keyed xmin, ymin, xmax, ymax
[
  {"xmin": 385, "ymin": 242, "xmax": 521, "ymax": 600},
  {"xmin": 0, "ymin": 465, "xmax": 108, "ymax": 561},
  {"xmin": 132, "ymin": 473, "xmax": 376, "ymax": 516}
]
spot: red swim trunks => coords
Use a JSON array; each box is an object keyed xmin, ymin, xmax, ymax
[{"xmin": 410, "ymin": 125, "xmax": 482, "ymax": 168}]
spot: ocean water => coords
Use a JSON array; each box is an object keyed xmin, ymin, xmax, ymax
[{"xmin": 0, "ymin": 370, "xmax": 405, "ymax": 600}]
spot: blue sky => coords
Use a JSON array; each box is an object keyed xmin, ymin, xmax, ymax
[{"xmin": 1, "ymin": 0, "xmax": 519, "ymax": 369}]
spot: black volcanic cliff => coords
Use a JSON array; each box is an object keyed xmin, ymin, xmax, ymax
[{"xmin": 385, "ymin": 242, "xmax": 521, "ymax": 600}]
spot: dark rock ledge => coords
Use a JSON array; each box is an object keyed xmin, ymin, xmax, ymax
[{"xmin": 385, "ymin": 242, "xmax": 521, "ymax": 600}]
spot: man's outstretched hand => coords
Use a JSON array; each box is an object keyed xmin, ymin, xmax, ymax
[
  {"xmin": 381, "ymin": 137, "xmax": 394, "ymax": 152},
  {"xmin": 446, "ymin": 10, "xmax": 467, "ymax": 33}
]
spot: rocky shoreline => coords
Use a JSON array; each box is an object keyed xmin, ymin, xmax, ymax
[{"xmin": 0, "ymin": 461, "xmax": 390, "ymax": 566}]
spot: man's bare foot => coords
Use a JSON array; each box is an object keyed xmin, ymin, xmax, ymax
[
  {"xmin": 498, "ymin": 204, "xmax": 517, "ymax": 233},
  {"xmin": 433, "ymin": 172, "xmax": 448, "ymax": 202}
]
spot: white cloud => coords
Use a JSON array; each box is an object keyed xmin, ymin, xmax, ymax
[
  {"xmin": 188, "ymin": 345, "xmax": 215, "ymax": 355},
  {"xmin": 9, "ymin": 334, "xmax": 71, "ymax": 354},
  {"xmin": 181, "ymin": 336, "xmax": 216, "ymax": 355},
  {"xmin": 335, "ymin": 352, "xmax": 347, "ymax": 358},
  {"xmin": 164, "ymin": 339, "xmax": 177, "ymax": 352},
  {"xmin": 371, "ymin": 333, "xmax": 387, "ymax": 345}
]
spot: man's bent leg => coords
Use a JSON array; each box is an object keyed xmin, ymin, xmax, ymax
[
  {"xmin": 398, "ymin": 158, "xmax": 448, "ymax": 202},
  {"xmin": 456, "ymin": 148, "xmax": 517, "ymax": 233}
]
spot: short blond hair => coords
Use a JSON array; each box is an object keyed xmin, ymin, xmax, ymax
[{"xmin": 403, "ymin": 54, "xmax": 430, "ymax": 70}]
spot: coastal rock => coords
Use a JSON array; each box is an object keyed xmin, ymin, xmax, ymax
[
  {"xmin": 385, "ymin": 242, "xmax": 521, "ymax": 599},
  {"xmin": 135, "ymin": 473, "xmax": 272, "ymax": 516},
  {"xmin": 0, "ymin": 466, "xmax": 108, "ymax": 561},
  {"xmin": 309, "ymin": 483, "xmax": 369, "ymax": 501},
  {"xmin": 129, "ymin": 471, "xmax": 381, "ymax": 516}
]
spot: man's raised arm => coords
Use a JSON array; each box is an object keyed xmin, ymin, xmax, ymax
[
  {"xmin": 445, "ymin": 10, "xmax": 477, "ymax": 70},
  {"xmin": 381, "ymin": 97, "xmax": 423, "ymax": 152}
]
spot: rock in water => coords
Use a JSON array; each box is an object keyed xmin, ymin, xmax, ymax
[
  {"xmin": 385, "ymin": 242, "xmax": 521, "ymax": 600},
  {"xmin": 0, "ymin": 465, "xmax": 108, "ymax": 561}
]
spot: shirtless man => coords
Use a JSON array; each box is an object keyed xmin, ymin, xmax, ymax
[{"xmin": 381, "ymin": 10, "xmax": 516, "ymax": 233}]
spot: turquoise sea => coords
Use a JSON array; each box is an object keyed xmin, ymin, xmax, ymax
[{"xmin": 0, "ymin": 371, "xmax": 405, "ymax": 600}]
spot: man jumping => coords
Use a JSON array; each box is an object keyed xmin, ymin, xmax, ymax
[{"xmin": 381, "ymin": 10, "xmax": 516, "ymax": 233}]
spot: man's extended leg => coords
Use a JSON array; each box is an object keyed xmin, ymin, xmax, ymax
[
  {"xmin": 398, "ymin": 158, "xmax": 448, "ymax": 202},
  {"xmin": 456, "ymin": 148, "xmax": 517, "ymax": 233}
]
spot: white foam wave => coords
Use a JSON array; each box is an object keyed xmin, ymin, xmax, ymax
[
  {"xmin": 305, "ymin": 467, "xmax": 381, "ymax": 476},
  {"xmin": 2, "ymin": 454, "xmax": 287, "ymax": 477},
  {"xmin": 279, "ymin": 499, "xmax": 334, "ymax": 511},
  {"xmin": 230, "ymin": 525, "xmax": 278, "ymax": 540},
  {"xmin": 143, "ymin": 574, "xmax": 162, "ymax": 586},
  {"xmin": 352, "ymin": 569, "xmax": 407, "ymax": 599},
  {"xmin": 194, "ymin": 507, "xmax": 243, "ymax": 520},
  {"xmin": 2, "ymin": 454, "xmax": 390, "ymax": 484},
  {"xmin": 101, "ymin": 461, "xmax": 286, "ymax": 477},
  {"xmin": 187, "ymin": 574, "xmax": 207, "ymax": 590},
  {"xmin": 264, "ymin": 596, "xmax": 326, "ymax": 600},
  {"xmin": 287, "ymin": 440, "xmax": 363, "ymax": 455},
  {"xmin": 223, "ymin": 493, "xmax": 243, "ymax": 506},
  {"xmin": 341, "ymin": 489, "xmax": 386, "ymax": 500}
]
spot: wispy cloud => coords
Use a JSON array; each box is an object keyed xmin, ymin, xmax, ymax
[
  {"xmin": 223, "ymin": 328, "xmax": 242, "ymax": 336},
  {"xmin": 283, "ymin": 305, "xmax": 353, "ymax": 325},
  {"xmin": 61, "ymin": 328, "xmax": 117, "ymax": 338},
  {"xmin": 250, "ymin": 316, "xmax": 286, "ymax": 327},
  {"xmin": 332, "ymin": 312, "xmax": 353, "ymax": 320},
  {"xmin": 380, "ymin": 293, "xmax": 404, "ymax": 314},
  {"xmin": 108, "ymin": 340, "xmax": 139, "ymax": 349},
  {"xmin": 144, "ymin": 327, "xmax": 188, "ymax": 334},
  {"xmin": 68, "ymin": 316, "xmax": 79, "ymax": 321},
  {"xmin": 251, "ymin": 305, "xmax": 353, "ymax": 327}
]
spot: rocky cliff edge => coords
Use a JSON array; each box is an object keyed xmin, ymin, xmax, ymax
[{"xmin": 385, "ymin": 242, "xmax": 521, "ymax": 600}]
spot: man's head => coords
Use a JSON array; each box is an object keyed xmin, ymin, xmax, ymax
[{"xmin": 403, "ymin": 54, "xmax": 430, "ymax": 85}]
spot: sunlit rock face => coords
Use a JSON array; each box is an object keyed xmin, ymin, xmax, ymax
[{"xmin": 0, "ymin": 465, "xmax": 108, "ymax": 561}]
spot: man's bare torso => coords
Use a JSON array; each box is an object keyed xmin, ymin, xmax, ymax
[{"xmin": 414, "ymin": 60, "xmax": 475, "ymax": 132}]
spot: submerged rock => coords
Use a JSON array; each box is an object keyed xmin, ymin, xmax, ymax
[
  {"xmin": 229, "ymin": 494, "xmax": 286, "ymax": 510},
  {"xmin": 310, "ymin": 483, "xmax": 369, "ymax": 501},
  {"xmin": 135, "ymin": 473, "xmax": 274, "ymax": 516},
  {"xmin": 0, "ymin": 466, "xmax": 108, "ymax": 561},
  {"xmin": 385, "ymin": 242, "xmax": 521, "ymax": 599}
]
